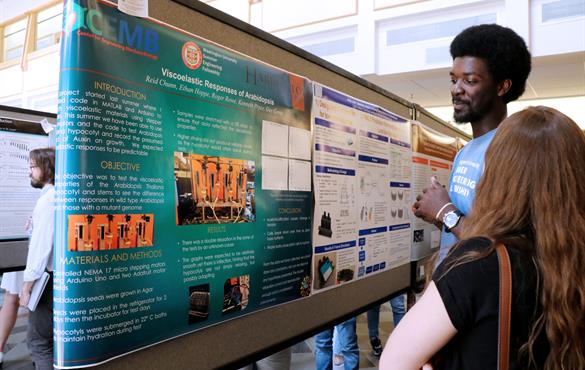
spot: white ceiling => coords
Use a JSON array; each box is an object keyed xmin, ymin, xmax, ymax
[{"xmin": 363, "ymin": 51, "xmax": 585, "ymax": 108}]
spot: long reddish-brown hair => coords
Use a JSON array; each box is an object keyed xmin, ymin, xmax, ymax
[{"xmin": 447, "ymin": 106, "xmax": 585, "ymax": 369}]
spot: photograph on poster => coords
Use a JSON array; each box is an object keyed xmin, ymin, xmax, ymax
[
  {"xmin": 174, "ymin": 152, "xmax": 256, "ymax": 225},
  {"xmin": 188, "ymin": 283, "xmax": 210, "ymax": 325},
  {"xmin": 337, "ymin": 266, "xmax": 355, "ymax": 283},
  {"xmin": 317, "ymin": 211, "xmax": 333, "ymax": 238},
  {"xmin": 313, "ymin": 252, "xmax": 336, "ymax": 289},
  {"xmin": 67, "ymin": 214, "xmax": 154, "ymax": 251},
  {"xmin": 222, "ymin": 275, "xmax": 250, "ymax": 315}
]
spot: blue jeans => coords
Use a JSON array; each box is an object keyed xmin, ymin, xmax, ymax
[
  {"xmin": 315, "ymin": 318, "xmax": 359, "ymax": 370},
  {"xmin": 366, "ymin": 294, "xmax": 406, "ymax": 338}
]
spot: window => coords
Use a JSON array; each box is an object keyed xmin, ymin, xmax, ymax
[
  {"xmin": 386, "ymin": 13, "xmax": 497, "ymax": 46},
  {"xmin": 36, "ymin": 3, "xmax": 63, "ymax": 51},
  {"xmin": 301, "ymin": 37, "xmax": 355, "ymax": 57},
  {"xmin": 542, "ymin": 0, "xmax": 585, "ymax": 22},
  {"xmin": 3, "ymin": 18, "xmax": 27, "ymax": 62}
]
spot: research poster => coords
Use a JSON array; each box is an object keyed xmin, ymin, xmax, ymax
[
  {"xmin": 410, "ymin": 122, "xmax": 458, "ymax": 260},
  {"xmin": 54, "ymin": 0, "xmax": 313, "ymax": 367},
  {"xmin": 0, "ymin": 117, "xmax": 49, "ymax": 240},
  {"xmin": 311, "ymin": 84, "xmax": 411, "ymax": 292}
]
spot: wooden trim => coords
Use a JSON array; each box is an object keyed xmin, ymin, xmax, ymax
[
  {"xmin": 0, "ymin": 25, "xmax": 4, "ymax": 63},
  {"xmin": 26, "ymin": 42, "xmax": 60, "ymax": 61},
  {"xmin": 0, "ymin": 0, "xmax": 62, "ymax": 65},
  {"xmin": 0, "ymin": 57, "xmax": 20, "ymax": 70},
  {"xmin": 25, "ymin": 0, "xmax": 63, "ymax": 18},
  {"xmin": 0, "ymin": 14, "xmax": 28, "ymax": 29},
  {"xmin": 0, "ymin": 0, "xmax": 62, "ymax": 28},
  {"xmin": 21, "ymin": 13, "xmax": 37, "ymax": 71}
]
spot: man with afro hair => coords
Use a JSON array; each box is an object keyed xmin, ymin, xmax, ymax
[{"xmin": 412, "ymin": 24, "xmax": 531, "ymax": 262}]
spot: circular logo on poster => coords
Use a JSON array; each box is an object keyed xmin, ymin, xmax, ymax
[{"xmin": 182, "ymin": 42, "xmax": 203, "ymax": 70}]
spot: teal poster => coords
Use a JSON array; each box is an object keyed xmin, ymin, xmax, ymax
[{"xmin": 54, "ymin": 0, "xmax": 313, "ymax": 367}]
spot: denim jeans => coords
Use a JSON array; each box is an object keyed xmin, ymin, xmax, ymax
[
  {"xmin": 315, "ymin": 317, "xmax": 359, "ymax": 370},
  {"xmin": 366, "ymin": 294, "xmax": 406, "ymax": 338}
]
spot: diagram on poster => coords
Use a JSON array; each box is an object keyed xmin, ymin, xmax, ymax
[{"xmin": 311, "ymin": 84, "xmax": 411, "ymax": 292}]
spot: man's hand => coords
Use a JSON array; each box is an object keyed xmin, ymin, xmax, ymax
[
  {"xmin": 412, "ymin": 177, "xmax": 452, "ymax": 225},
  {"xmin": 20, "ymin": 281, "xmax": 34, "ymax": 308}
]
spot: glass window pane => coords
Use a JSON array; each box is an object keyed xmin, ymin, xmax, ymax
[
  {"xmin": 36, "ymin": 4, "xmax": 63, "ymax": 51},
  {"xmin": 4, "ymin": 19, "xmax": 27, "ymax": 36},
  {"xmin": 542, "ymin": 0, "xmax": 585, "ymax": 22},
  {"xmin": 37, "ymin": 4, "xmax": 63, "ymax": 23},
  {"xmin": 37, "ymin": 14, "xmax": 62, "ymax": 37},
  {"xmin": 5, "ymin": 46, "xmax": 24, "ymax": 61},
  {"xmin": 36, "ymin": 35, "xmax": 55, "ymax": 50},
  {"xmin": 5, "ymin": 30, "xmax": 26, "ymax": 50}
]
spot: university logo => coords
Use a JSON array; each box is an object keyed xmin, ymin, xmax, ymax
[{"xmin": 181, "ymin": 42, "xmax": 203, "ymax": 70}]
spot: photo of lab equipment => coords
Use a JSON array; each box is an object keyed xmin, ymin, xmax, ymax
[
  {"xmin": 67, "ymin": 214, "xmax": 154, "ymax": 251},
  {"xmin": 175, "ymin": 152, "xmax": 256, "ymax": 225}
]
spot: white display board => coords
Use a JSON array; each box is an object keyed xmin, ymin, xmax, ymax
[
  {"xmin": 410, "ymin": 121, "xmax": 458, "ymax": 260},
  {"xmin": 0, "ymin": 117, "xmax": 49, "ymax": 240},
  {"xmin": 311, "ymin": 84, "xmax": 411, "ymax": 292}
]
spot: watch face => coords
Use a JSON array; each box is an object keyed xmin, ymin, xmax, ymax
[{"xmin": 444, "ymin": 211, "xmax": 459, "ymax": 229}]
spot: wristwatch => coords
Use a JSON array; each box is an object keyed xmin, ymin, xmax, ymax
[{"xmin": 443, "ymin": 209, "xmax": 463, "ymax": 233}]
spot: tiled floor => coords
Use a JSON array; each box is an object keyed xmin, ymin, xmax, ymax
[{"xmin": 0, "ymin": 280, "xmax": 395, "ymax": 370}]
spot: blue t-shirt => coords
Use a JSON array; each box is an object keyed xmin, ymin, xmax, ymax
[{"xmin": 437, "ymin": 129, "xmax": 496, "ymax": 263}]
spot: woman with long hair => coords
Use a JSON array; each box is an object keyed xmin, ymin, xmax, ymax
[{"xmin": 380, "ymin": 106, "xmax": 585, "ymax": 370}]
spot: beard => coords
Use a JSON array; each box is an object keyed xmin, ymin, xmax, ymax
[
  {"xmin": 30, "ymin": 177, "xmax": 44, "ymax": 189},
  {"xmin": 452, "ymin": 99, "xmax": 491, "ymax": 124}
]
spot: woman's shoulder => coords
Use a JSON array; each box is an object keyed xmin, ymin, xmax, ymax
[
  {"xmin": 453, "ymin": 236, "xmax": 492, "ymax": 254},
  {"xmin": 440, "ymin": 236, "xmax": 495, "ymax": 266}
]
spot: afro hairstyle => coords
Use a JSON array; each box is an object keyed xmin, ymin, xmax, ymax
[{"xmin": 450, "ymin": 24, "xmax": 531, "ymax": 103}]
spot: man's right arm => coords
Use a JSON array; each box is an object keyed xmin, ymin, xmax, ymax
[{"xmin": 412, "ymin": 177, "xmax": 465, "ymax": 239}]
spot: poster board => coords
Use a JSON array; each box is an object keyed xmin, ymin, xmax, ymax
[
  {"xmin": 0, "ymin": 106, "xmax": 54, "ymax": 272},
  {"xmin": 410, "ymin": 121, "xmax": 458, "ymax": 261},
  {"xmin": 311, "ymin": 84, "xmax": 412, "ymax": 293},
  {"xmin": 49, "ymin": 1, "xmax": 465, "ymax": 369},
  {"xmin": 408, "ymin": 105, "xmax": 470, "ymax": 288}
]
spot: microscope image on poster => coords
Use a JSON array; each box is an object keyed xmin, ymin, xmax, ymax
[
  {"xmin": 67, "ymin": 214, "xmax": 154, "ymax": 251},
  {"xmin": 174, "ymin": 152, "xmax": 256, "ymax": 225}
]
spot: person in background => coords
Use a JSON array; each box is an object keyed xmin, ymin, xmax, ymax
[
  {"xmin": 1, "ymin": 184, "xmax": 36, "ymax": 367},
  {"xmin": 19, "ymin": 148, "xmax": 55, "ymax": 370},
  {"xmin": 315, "ymin": 318, "xmax": 359, "ymax": 370},
  {"xmin": 366, "ymin": 294, "xmax": 406, "ymax": 356},
  {"xmin": 412, "ymin": 24, "xmax": 531, "ymax": 264},
  {"xmin": 0, "ymin": 272, "xmax": 23, "ymax": 367},
  {"xmin": 380, "ymin": 106, "xmax": 585, "ymax": 369}
]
